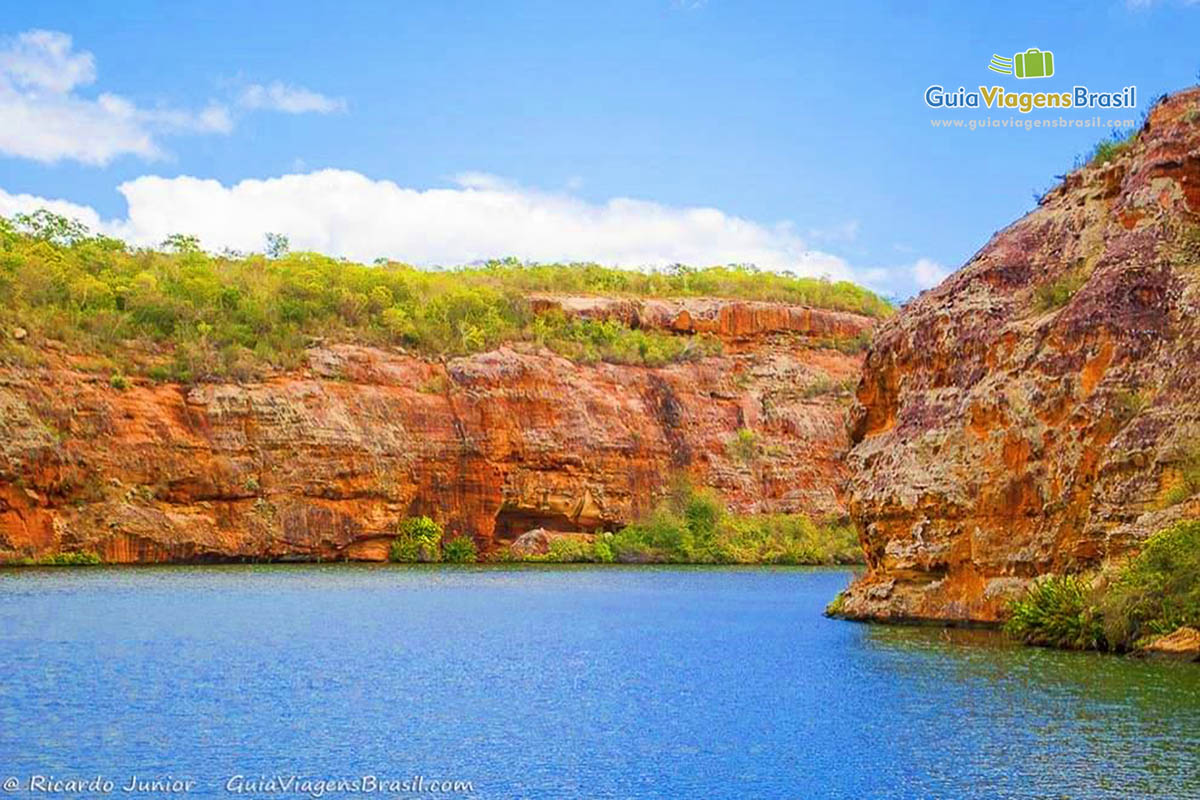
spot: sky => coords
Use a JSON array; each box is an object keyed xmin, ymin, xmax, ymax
[{"xmin": 0, "ymin": 0, "xmax": 1197, "ymax": 299}]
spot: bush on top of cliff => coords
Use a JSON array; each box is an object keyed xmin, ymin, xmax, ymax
[
  {"xmin": 1005, "ymin": 520, "xmax": 1200, "ymax": 652},
  {"xmin": 0, "ymin": 211, "xmax": 891, "ymax": 381}
]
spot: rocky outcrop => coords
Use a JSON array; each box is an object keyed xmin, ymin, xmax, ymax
[
  {"xmin": 528, "ymin": 295, "xmax": 872, "ymax": 343},
  {"xmin": 1139, "ymin": 627, "xmax": 1200, "ymax": 661},
  {"xmin": 0, "ymin": 299, "xmax": 870, "ymax": 563},
  {"xmin": 838, "ymin": 87, "xmax": 1200, "ymax": 623}
]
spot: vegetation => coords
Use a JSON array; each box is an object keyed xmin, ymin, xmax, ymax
[
  {"xmin": 493, "ymin": 534, "xmax": 617, "ymax": 564},
  {"xmin": 1086, "ymin": 128, "xmax": 1138, "ymax": 167},
  {"xmin": 726, "ymin": 428, "xmax": 760, "ymax": 463},
  {"xmin": 505, "ymin": 480, "xmax": 859, "ymax": 565},
  {"xmin": 1097, "ymin": 520, "xmax": 1200, "ymax": 649},
  {"xmin": 1004, "ymin": 575, "xmax": 1105, "ymax": 650},
  {"xmin": 491, "ymin": 482, "xmax": 859, "ymax": 565},
  {"xmin": 442, "ymin": 536, "xmax": 479, "ymax": 563},
  {"xmin": 18, "ymin": 551, "xmax": 103, "ymax": 566},
  {"xmin": 0, "ymin": 211, "xmax": 891, "ymax": 382},
  {"xmin": 1005, "ymin": 521, "xmax": 1200, "ymax": 652},
  {"xmin": 1034, "ymin": 270, "xmax": 1088, "ymax": 311},
  {"xmin": 609, "ymin": 482, "xmax": 859, "ymax": 564},
  {"xmin": 532, "ymin": 313, "xmax": 721, "ymax": 367},
  {"xmin": 389, "ymin": 515, "xmax": 444, "ymax": 563},
  {"xmin": 1162, "ymin": 440, "xmax": 1200, "ymax": 507}
]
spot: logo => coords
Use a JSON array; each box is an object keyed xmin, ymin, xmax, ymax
[
  {"xmin": 923, "ymin": 45, "xmax": 1134, "ymax": 114},
  {"xmin": 988, "ymin": 48, "xmax": 1055, "ymax": 79}
]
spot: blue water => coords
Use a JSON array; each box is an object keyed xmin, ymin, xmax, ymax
[{"xmin": 1, "ymin": 566, "xmax": 1197, "ymax": 799}]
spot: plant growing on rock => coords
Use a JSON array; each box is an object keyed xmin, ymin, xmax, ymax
[
  {"xmin": 1034, "ymin": 271, "xmax": 1087, "ymax": 311},
  {"xmin": 1086, "ymin": 129, "xmax": 1137, "ymax": 167},
  {"xmin": 389, "ymin": 515, "xmax": 443, "ymax": 563},
  {"xmin": 726, "ymin": 428, "xmax": 760, "ymax": 463},
  {"xmin": 1162, "ymin": 441, "xmax": 1200, "ymax": 506},
  {"xmin": 610, "ymin": 479, "xmax": 860, "ymax": 565}
]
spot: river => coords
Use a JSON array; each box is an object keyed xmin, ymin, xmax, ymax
[{"xmin": 1, "ymin": 565, "xmax": 1196, "ymax": 799}]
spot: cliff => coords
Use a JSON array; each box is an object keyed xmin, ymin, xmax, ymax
[
  {"xmin": 838, "ymin": 87, "xmax": 1200, "ymax": 623},
  {"xmin": 0, "ymin": 298, "xmax": 871, "ymax": 563}
]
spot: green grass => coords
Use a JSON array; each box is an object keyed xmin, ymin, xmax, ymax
[
  {"xmin": 0, "ymin": 210, "xmax": 892, "ymax": 382},
  {"xmin": 1006, "ymin": 520, "xmax": 1200, "ymax": 652},
  {"xmin": 1085, "ymin": 128, "xmax": 1138, "ymax": 168}
]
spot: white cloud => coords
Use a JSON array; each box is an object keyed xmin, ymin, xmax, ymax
[
  {"xmin": 0, "ymin": 170, "xmax": 869, "ymax": 281},
  {"xmin": 910, "ymin": 257, "xmax": 949, "ymax": 289},
  {"xmin": 239, "ymin": 82, "xmax": 345, "ymax": 114},
  {"xmin": 0, "ymin": 29, "xmax": 231, "ymax": 165},
  {"xmin": 0, "ymin": 29, "xmax": 95, "ymax": 93},
  {"xmin": 0, "ymin": 185, "xmax": 104, "ymax": 229}
]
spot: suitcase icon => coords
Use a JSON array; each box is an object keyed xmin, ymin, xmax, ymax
[{"xmin": 1013, "ymin": 48, "xmax": 1054, "ymax": 79}]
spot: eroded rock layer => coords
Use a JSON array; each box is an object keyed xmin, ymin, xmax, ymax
[
  {"xmin": 0, "ymin": 299, "xmax": 870, "ymax": 563},
  {"xmin": 840, "ymin": 88, "xmax": 1200, "ymax": 623}
]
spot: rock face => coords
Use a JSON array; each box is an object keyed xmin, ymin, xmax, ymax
[
  {"xmin": 1139, "ymin": 627, "xmax": 1200, "ymax": 661},
  {"xmin": 0, "ymin": 298, "xmax": 871, "ymax": 563},
  {"xmin": 839, "ymin": 88, "xmax": 1200, "ymax": 623}
]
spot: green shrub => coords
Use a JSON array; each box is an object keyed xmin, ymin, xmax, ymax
[
  {"xmin": 442, "ymin": 535, "xmax": 478, "ymax": 563},
  {"xmin": 389, "ymin": 515, "xmax": 443, "ymax": 562},
  {"xmin": 25, "ymin": 551, "xmax": 103, "ymax": 566},
  {"xmin": 726, "ymin": 428, "xmax": 760, "ymax": 463},
  {"xmin": 544, "ymin": 537, "xmax": 594, "ymax": 562},
  {"xmin": 1006, "ymin": 522, "xmax": 1200, "ymax": 653},
  {"xmin": 591, "ymin": 533, "xmax": 615, "ymax": 563},
  {"xmin": 109, "ymin": 372, "xmax": 128, "ymax": 390},
  {"xmin": 609, "ymin": 479, "xmax": 861, "ymax": 565},
  {"xmin": 1098, "ymin": 520, "xmax": 1200, "ymax": 650},
  {"xmin": 1004, "ymin": 574, "xmax": 1106, "ymax": 650}
]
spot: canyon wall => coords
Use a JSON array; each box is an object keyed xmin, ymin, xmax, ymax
[
  {"xmin": 838, "ymin": 87, "xmax": 1200, "ymax": 623},
  {"xmin": 0, "ymin": 298, "xmax": 870, "ymax": 563}
]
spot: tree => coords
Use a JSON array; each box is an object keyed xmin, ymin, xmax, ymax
[
  {"xmin": 265, "ymin": 232, "xmax": 290, "ymax": 259},
  {"xmin": 14, "ymin": 210, "xmax": 90, "ymax": 245},
  {"xmin": 161, "ymin": 233, "xmax": 201, "ymax": 253}
]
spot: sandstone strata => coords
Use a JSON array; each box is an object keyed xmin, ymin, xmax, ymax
[{"xmin": 0, "ymin": 298, "xmax": 869, "ymax": 563}]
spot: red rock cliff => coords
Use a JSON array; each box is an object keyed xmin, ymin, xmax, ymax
[
  {"xmin": 0, "ymin": 298, "xmax": 872, "ymax": 563},
  {"xmin": 839, "ymin": 88, "xmax": 1200, "ymax": 623}
]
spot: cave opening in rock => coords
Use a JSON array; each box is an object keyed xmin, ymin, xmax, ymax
[{"xmin": 492, "ymin": 507, "xmax": 595, "ymax": 543}]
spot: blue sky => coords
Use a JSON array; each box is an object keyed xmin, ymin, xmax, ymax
[{"xmin": 0, "ymin": 0, "xmax": 1197, "ymax": 298}]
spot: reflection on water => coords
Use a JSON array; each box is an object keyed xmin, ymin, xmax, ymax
[{"xmin": 0, "ymin": 565, "xmax": 1196, "ymax": 799}]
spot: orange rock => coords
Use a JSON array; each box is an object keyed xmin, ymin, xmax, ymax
[
  {"xmin": 0, "ymin": 299, "xmax": 871, "ymax": 563},
  {"xmin": 840, "ymin": 86, "xmax": 1200, "ymax": 624}
]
